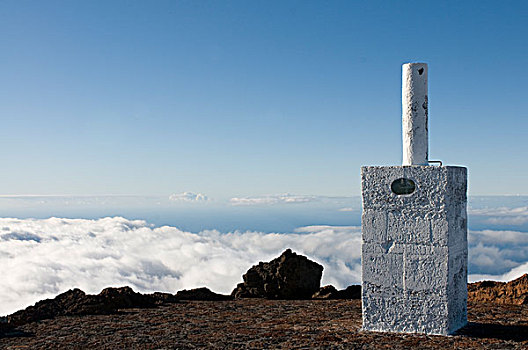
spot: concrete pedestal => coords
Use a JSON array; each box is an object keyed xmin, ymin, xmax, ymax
[{"xmin": 361, "ymin": 165, "xmax": 468, "ymax": 335}]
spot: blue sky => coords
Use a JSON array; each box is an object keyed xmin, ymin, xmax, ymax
[{"xmin": 1, "ymin": 0, "xmax": 527, "ymax": 197}]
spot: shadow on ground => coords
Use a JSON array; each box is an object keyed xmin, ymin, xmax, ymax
[
  {"xmin": 0, "ymin": 326, "xmax": 32, "ymax": 339},
  {"xmin": 457, "ymin": 322, "xmax": 528, "ymax": 342}
]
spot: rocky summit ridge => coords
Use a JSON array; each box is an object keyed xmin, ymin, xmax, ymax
[{"xmin": 468, "ymin": 273, "xmax": 528, "ymax": 305}]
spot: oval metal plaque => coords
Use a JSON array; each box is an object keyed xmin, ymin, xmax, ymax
[{"xmin": 391, "ymin": 178, "xmax": 416, "ymax": 195}]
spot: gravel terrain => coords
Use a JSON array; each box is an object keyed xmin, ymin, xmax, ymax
[{"xmin": 1, "ymin": 300, "xmax": 527, "ymax": 349}]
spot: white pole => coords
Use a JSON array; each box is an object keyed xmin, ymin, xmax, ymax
[{"xmin": 402, "ymin": 62, "xmax": 428, "ymax": 166}]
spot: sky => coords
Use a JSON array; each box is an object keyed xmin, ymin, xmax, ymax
[{"xmin": 1, "ymin": 0, "xmax": 527, "ymax": 198}]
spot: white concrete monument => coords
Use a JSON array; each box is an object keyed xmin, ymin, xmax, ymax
[{"xmin": 361, "ymin": 63, "xmax": 468, "ymax": 335}]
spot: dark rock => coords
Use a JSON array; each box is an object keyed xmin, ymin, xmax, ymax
[
  {"xmin": 231, "ymin": 249, "xmax": 324, "ymax": 299},
  {"xmin": 8, "ymin": 289, "xmax": 87, "ymax": 326},
  {"xmin": 339, "ymin": 285, "xmax": 361, "ymax": 299},
  {"xmin": 70, "ymin": 286, "xmax": 158, "ymax": 315},
  {"xmin": 312, "ymin": 285, "xmax": 361, "ymax": 299},
  {"xmin": 175, "ymin": 287, "xmax": 233, "ymax": 301},
  {"xmin": 148, "ymin": 292, "xmax": 180, "ymax": 305},
  {"xmin": 7, "ymin": 286, "xmax": 178, "ymax": 327},
  {"xmin": 312, "ymin": 285, "xmax": 338, "ymax": 299}
]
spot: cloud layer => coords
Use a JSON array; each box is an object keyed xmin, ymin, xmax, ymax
[
  {"xmin": 230, "ymin": 194, "xmax": 318, "ymax": 206},
  {"xmin": 0, "ymin": 218, "xmax": 361, "ymax": 315},
  {"xmin": 1, "ymin": 215, "xmax": 527, "ymax": 316},
  {"xmin": 169, "ymin": 192, "xmax": 209, "ymax": 202},
  {"xmin": 468, "ymin": 228, "xmax": 528, "ymax": 279},
  {"xmin": 469, "ymin": 206, "xmax": 528, "ymax": 226}
]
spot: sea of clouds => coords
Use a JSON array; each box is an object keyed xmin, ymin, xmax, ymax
[
  {"xmin": 1, "ymin": 214, "xmax": 528, "ymax": 316},
  {"xmin": 1, "ymin": 197, "xmax": 528, "ymax": 316},
  {"xmin": 0, "ymin": 218, "xmax": 361, "ymax": 315}
]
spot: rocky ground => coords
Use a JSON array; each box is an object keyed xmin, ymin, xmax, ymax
[
  {"xmin": 0, "ymin": 299, "xmax": 527, "ymax": 349},
  {"xmin": 1, "ymin": 251, "xmax": 527, "ymax": 349}
]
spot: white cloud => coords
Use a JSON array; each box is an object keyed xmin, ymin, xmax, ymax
[
  {"xmin": 230, "ymin": 193, "xmax": 318, "ymax": 206},
  {"xmin": 2, "ymin": 215, "xmax": 528, "ymax": 316},
  {"xmin": 169, "ymin": 192, "xmax": 209, "ymax": 202},
  {"xmin": 465, "ymin": 205, "xmax": 528, "ymax": 280},
  {"xmin": 469, "ymin": 229, "xmax": 528, "ymax": 245},
  {"xmin": 0, "ymin": 217, "xmax": 361, "ymax": 316},
  {"xmin": 468, "ymin": 228, "xmax": 528, "ymax": 280},
  {"xmin": 338, "ymin": 207, "xmax": 355, "ymax": 212},
  {"xmin": 469, "ymin": 261, "xmax": 528, "ymax": 283},
  {"xmin": 469, "ymin": 206, "xmax": 528, "ymax": 226}
]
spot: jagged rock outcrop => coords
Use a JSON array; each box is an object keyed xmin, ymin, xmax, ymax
[
  {"xmin": 8, "ymin": 286, "xmax": 177, "ymax": 326},
  {"xmin": 468, "ymin": 273, "xmax": 528, "ymax": 305},
  {"xmin": 312, "ymin": 285, "xmax": 361, "ymax": 299},
  {"xmin": 231, "ymin": 249, "xmax": 323, "ymax": 299},
  {"xmin": 176, "ymin": 287, "xmax": 232, "ymax": 301}
]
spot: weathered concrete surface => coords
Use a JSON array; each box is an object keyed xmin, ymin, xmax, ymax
[
  {"xmin": 361, "ymin": 165, "xmax": 467, "ymax": 335},
  {"xmin": 402, "ymin": 63, "xmax": 428, "ymax": 166}
]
